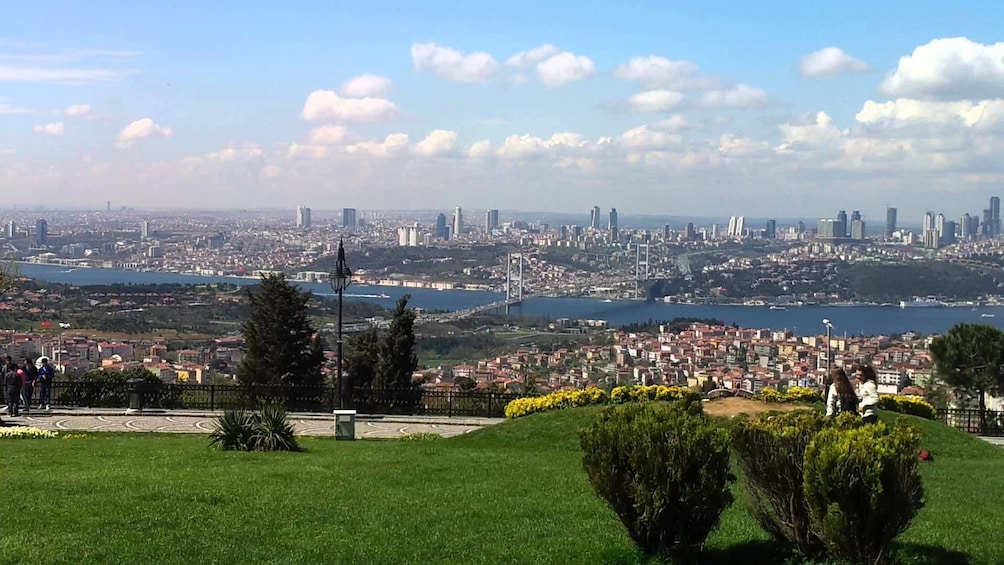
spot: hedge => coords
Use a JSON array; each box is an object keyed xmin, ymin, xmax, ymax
[{"xmin": 504, "ymin": 385, "xmax": 701, "ymax": 419}]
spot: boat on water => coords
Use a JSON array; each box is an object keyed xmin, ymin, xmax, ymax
[
  {"xmin": 982, "ymin": 313, "xmax": 996, "ymax": 318},
  {"xmin": 602, "ymin": 299, "xmax": 613, "ymax": 303},
  {"xmin": 769, "ymin": 305, "xmax": 786, "ymax": 310},
  {"xmin": 900, "ymin": 298, "xmax": 944, "ymax": 308},
  {"xmin": 378, "ymin": 293, "xmax": 390, "ymax": 299}
]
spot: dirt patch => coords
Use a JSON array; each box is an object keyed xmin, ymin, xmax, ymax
[{"xmin": 703, "ymin": 397, "xmax": 807, "ymax": 418}]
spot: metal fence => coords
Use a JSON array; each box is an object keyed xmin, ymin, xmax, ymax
[
  {"xmin": 937, "ymin": 408, "xmax": 1004, "ymax": 437},
  {"xmin": 45, "ymin": 380, "xmax": 524, "ymax": 418}
]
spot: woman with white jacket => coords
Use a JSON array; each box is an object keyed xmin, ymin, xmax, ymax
[
  {"xmin": 855, "ymin": 365, "xmax": 880, "ymax": 424},
  {"xmin": 825, "ymin": 367, "xmax": 859, "ymax": 417}
]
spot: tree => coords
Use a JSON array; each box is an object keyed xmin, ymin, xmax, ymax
[
  {"xmin": 929, "ymin": 323, "xmax": 1004, "ymax": 429},
  {"xmin": 236, "ymin": 273, "xmax": 324, "ymax": 386},
  {"xmin": 0, "ymin": 261, "xmax": 18, "ymax": 295},
  {"xmin": 374, "ymin": 295, "xmax": 418, "ymax": 389},
  {"xmin": 346, "ymin": 326, "xmax": 381, "ymax": 390}
]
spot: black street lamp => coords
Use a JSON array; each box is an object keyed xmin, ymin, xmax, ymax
[{"xmin": 330, "ymin": 240, "xmax": 352, "ymax": 409}]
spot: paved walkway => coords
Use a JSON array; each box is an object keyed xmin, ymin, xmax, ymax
[{"xmin": 1, "ymin": 409, "xmax": 502, "ymax": 439}]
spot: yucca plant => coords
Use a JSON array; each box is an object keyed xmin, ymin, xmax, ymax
[
  {"xmin": 209, "ymin": 409, "xmax": 258, "ymax": 451},
  {"xmin": 253, "ymin": 402, "xmax": 301, "ymax": 452}
]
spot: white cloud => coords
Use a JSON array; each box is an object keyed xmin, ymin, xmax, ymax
[
  {"xmin": 613, "ymin": 55, "xmax": 717, "ymax": 89},
  {"xmin": 619, "ymin": 125, "xmax": 681, "ymax": 149},
  {"xmin": 340, "ymin": 74, "xmax": 393, "ymax": 97},
  {"xmin": 411, "ymin": 42, "xmax": 498, "ymax": 83},
  {"xmin": 701, "ymin": 84, "xmax": 768, "ymax": 108},
  {"xmin": 183, "ymin": 145, "xmax": 265, "ymax": 166},
  {"xmin": 651, "ymin": 115, "xmax": 693, "ymax": 132},
  {"xmin": 798, "ymin": 47, "xmax": 870, "ymax": 78},
  {"xmin": 301, "ymin": 90, "xmax": 398, "ymax": 123},
  {"xmin": 414, "ymin": 130, "xmax": 458, "ymax": 156},
  {"xmin": 536, "ymin": 51, "xmax": 595, "ymax": 87},
  {"xmin": 115, "ymin": 118, "xmax": 172, "ymax": 148},
  {"xmin": 467, "ymin": 140, "xmax": 493, "ymax": 158},
  {"xmin": 63, "ymin": 103, "xmax": 92, "ymax": 117},
  {"xmin": 284, "ymin": 143, "xmax": 328, "ymax": 160},
  {"xmin": 307, "ymin": 124, "xmax": 349, "ymax": 145},
  {"xmin": 0, "ymin": 100, "xmax": 30, "ymax": 115},
  {"xmin": 856, "ymin": 99, "xmax": 1004, "ymax": 129},
  {"xmin": 505, "ymin": 44, "xmax": 561, "ymax": 67},
  {"xmin": 626, "ymin": 90, "xmax": 685, "ymax": 112},
  {"xmin": 881, "ymin": 37, "xmax": 1004, "ymax": 99},
  {"xmin": 345, "ymin": 133, "xmax": 410, "ymax": 157},
  {"xmin": 495, "ymin": 133, "xmax": 591, "ymax": 159},
  {"xmin": 33, "ymin": 122, "xmax": 64, "ymax": 136}
]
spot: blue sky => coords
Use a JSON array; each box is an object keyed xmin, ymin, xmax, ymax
[{"xmin": 1, "ymin": 1, "xmax": 1004, "ymax": 220}]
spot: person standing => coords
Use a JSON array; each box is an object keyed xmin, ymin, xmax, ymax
[
  {"xmin": 825, "ymin": 367, "xmax": 858, "ymax": 417},
  {"xmin": 21, "ymin": 358, "xmax": 38, "ymax": 414},
  {"xmin": 856, "ymin": 365, "xmax": 880, "ymax": 425},
  {"xmin": 37, "ymin": 358, "xmax": 55, "ymax": 410},
  {"xmin": 4, "ymin": 357, "xmax": 23, "ymax": 417}
]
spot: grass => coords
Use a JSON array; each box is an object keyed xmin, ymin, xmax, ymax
[{"xmin": 0, "ymin": 409, "xmax": 1001, "ymax": 564}]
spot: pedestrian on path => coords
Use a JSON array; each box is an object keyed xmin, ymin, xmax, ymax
[
  {"xmin": 21, "ymin": 358, "xmax": 38, "ymax": 414},
  {"xmin": 4, "ymin": 356, "xmax": 23, "ymax": 417}
]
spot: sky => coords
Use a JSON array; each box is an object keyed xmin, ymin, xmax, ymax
[{"xmin": 2, "ymin": 1, "xmax": 1004, "ymax": 221}]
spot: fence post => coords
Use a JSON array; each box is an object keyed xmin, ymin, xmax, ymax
[
  {"xmin": 448, "ymin": 390, "xmax": 453, "ymax": 418},
  {"xmin": 210, "ymin": 385, "xmax": 215, "ymax": 411}
]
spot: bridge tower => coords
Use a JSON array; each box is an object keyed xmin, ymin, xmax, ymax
[
  {"xmin": 505, "ymin": 252, "xmax": 524, "ymax": 314},
  {"xmin": 635, "ymin": 244, "xmax": 650, "ymax": 299}
]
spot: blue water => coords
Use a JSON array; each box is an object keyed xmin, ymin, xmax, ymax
[{"xmin": 15, "ymin": 263, "xmax": 1004, "ymax": 336}]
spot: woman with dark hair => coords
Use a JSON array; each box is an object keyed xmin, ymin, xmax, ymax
[
  {"xmin": 825, "ymin": 367, "xmax": 858, "ymax": 417},
  {"xmin": 855, "ymin": 365, "xmax": 880, "ymax": 424}
]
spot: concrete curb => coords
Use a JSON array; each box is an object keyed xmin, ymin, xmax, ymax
[{"xmin": 22, "ymin": 407, "xmax": 503, "ymax": 427}]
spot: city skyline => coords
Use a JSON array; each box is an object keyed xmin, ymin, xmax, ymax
[{"xmin": 1, "ymin": 2, "xmax": 1003, "ymax": 215}]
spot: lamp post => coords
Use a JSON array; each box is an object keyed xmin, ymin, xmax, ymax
[
  {"xmin": 822, "ymin": 318, "xmax": 833, "ymax": 374},
  {"xmin": 329, "ymin": 240, "xmax": 352, "ymax": 409},
  {"xmin": 57, "ymin": 323, "xmax": 71, "ymax": 373}
]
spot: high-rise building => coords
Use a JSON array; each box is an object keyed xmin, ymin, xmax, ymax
[
  {"xmin": 663, "ymin": 224, "xmax": 671, "ymax": 239},
  {"xmin": 34, "ymin": 219, "xmax": 47, "ymax": 246},
  {"xmin": 850, "ymin": 210, "xmax": 861, "ymax": 222},
  {"xmin": 961, "ymin": 213, "xmax": 972, "ymax": 240},
  {"xmin": 4, "ymin": 220, "xmax": 14, "ymax": 239},
  {"xmin": 992, "ymin": 196, "xmax": 1001, "ymax": 236},
  {"xmin": 342, "ymin": 208, "xmax": 357, "ymax": 229},
  {"xmin": 765, "ymin": 220, "xmax": 777, "ymax": 239},
  {"xmin": 590, "ymin": 206, "xmax": 601, "ymax": 230},
  {"xmin": 850, "ymin": 219, "xmax": 866, "ymax": 240},
  {"xmin": 942, "ymin": 220, "xmax": 958, "ymax": 245},
  {"xmin": 886, "ymin": 207, "xmax": 897, "ymax": 236},
  {"xmin": 485, "ymin": 209, "xmax": 499, "ymax": 234},
  {"xmin": 435, "ymin": 213, "xmax": 447, "ymax": 239},
  {"xmin": 795, "ymin": 221, "xmax": 806, "ymax": 234},
  {"xmin": 140, "ymin": 221, "xmax": 150, "ymax": 239},
  {"xmin": 726, "ymin": 216, "xmax": 744, "ymax": 238},
  {"xmin": 106, "ymin": 201, "xmax": 111, "ymax": 212},
  {"xmin": 935, "ymin": 213, "xmax": 946, "ymax": 241},
  {"xmin": 836, "ymin": 210, "xmax": 848, "ymax": 237},
  {"xmin": 608, "ymin": 208, "xmax": 618, "ymax": 240},
  {"xmin": 453, "ymin": 206, "xmax": 463, "ymax": 237},
  {"xmin": 817, "ymin": 219, "xmax": 839, "ymax": 239},
  {"xmin": 296, "ymin": 206, "xmax": 311, "ymax": 228},
  {"xmin": 685, "ymin": 223, "xmax": 696, "ymax": 240},
  {"xmin": 924, "ymin": 212, "xmax": 935, "ymax": 234}
]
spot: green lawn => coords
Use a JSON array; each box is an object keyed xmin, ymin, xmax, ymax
[{"xmin": 0, "ymin": 409, "xmax": 1001, "ymax": 564}]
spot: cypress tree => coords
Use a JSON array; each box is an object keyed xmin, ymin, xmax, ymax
[
  {"xmin": 237, "ymin": 273, "xmax": 324, "ymax": 386},
  {"xmin": 375, "ymin": 294, "xmax": 419, "ymax": 390}
]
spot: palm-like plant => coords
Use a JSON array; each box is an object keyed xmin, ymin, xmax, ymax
[
  {"xmin": 253, "ymin": 402, "xmax": 300, "ymax": 452},
  {"xmin": 209, "ymin": 409, "xmax": 258, "ymax": 451}
]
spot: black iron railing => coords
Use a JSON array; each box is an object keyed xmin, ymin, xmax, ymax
[
  {"xmin": 43, "ymin": 380, "xmax": 524, "ymax": 418},
  {"xmin": 937, "ymin": 408, "xmax": 1004, "ymax": 437}
]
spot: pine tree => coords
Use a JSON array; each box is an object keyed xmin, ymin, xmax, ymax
[
  {"xmin": 375, "ymin": 294, "xmax": 419, "ymax": 390},
  {"xmin": 346, "ymin": 326, "xmax": 381, "ymax": 390},
  {"xmin": 237, "ymin": 273, "xmax": 324, "ymax": 386}
]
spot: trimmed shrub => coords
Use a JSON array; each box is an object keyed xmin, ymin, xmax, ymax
[
  {"xmin": 878, "ymin": 394, "xmax": 936, "ymax": 420},
  {"xmin": 731, "ymin": 410, "xmax": 860, "ymax": 559},
  {"xmin": 803, "ymin": 420, "xmax": 924, "ymax": 564},
  {"xmin": 580, "ymin": 402, "xmax": 734, "ymax": 561},
  {"xmin": 753, "ymin": 386, "xmax": 823, "ymax": 404},
  {"xmin": 504, "ymin": 385, "xmax": 700, "ymax": 419}
]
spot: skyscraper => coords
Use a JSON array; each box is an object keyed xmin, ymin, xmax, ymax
[
  {"xmin": 485, "ymin": 209, "xmax": 499, "ymax": 234},
  {"xmin": 435, "ymin": 213, "xmax": 447, "ymax": 239},
  {"xmin": 34, "ymin": 219, "xmax": 47, "ymax": 247},
  {"xmin": 765, "ymin": 219, "xmax": 777, "ymax": 239},
  {"xmin": 836, "ymin": 210, "xmax": 848, "ymax": 237},
  {"xmin": 140, "ymin": 221, "xmax": 150, "ymax": 239},
  {"xmin": 5, "ymin": 220, "xmax": 15, "ymax": 239},
  {"xmin": 923, "ymin": 212, "xmax": 935, "ymax": 234},
  {"xmin": 296, "ymin": 206, "xmax": 311, "ymax": 228},
  {"xmin": 589, "ymin": 206, "xmax": 601, "ymax": 230},
  {"xmin": 850, "ymin": 210, "xmax": 861, "ymax": 222},
  {"xmin": 342, "ymin": 208, "xmax": 357, "ymax": 229},
  {"xmin": 850, "ymin": 219, "xmax": 866, "ymax": 240},
  {"xmin": 992, "ymin": 196, "xmax": 1001, "ymax": 236},
  {"xmin": 608, "ymin": 208, "xmax": 618, "ymax": 240},
  {"xmin": 885, "ymin": 207, "xmax": 897, "ymax": 236},
  {"xmin": 453, "ymin": 206, "xmax": 463, "ymax": 237}
]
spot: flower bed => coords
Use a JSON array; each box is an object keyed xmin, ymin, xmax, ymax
[
  {"xmin": 878, "ymin": 394, "xmax": 936, "ymax": 420},
  {"xmin": 753, "ymin": 386, "xmax": 824, "ymax": 404},
  {"xmin": 504, "ymin": 385, "xmax": 700, "ymax": 419},
  {"xmin": 0, "ymin": 426, "xmax": 59, "ymax": 439}
]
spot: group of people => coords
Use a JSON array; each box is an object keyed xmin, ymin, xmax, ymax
[
  {"xmin": 2, "ymin": 355, "xmax": 55, "ymax": 417},
  {"xmin": 824, "ymin": 364, "xmax": 880, "ymax": 424}
]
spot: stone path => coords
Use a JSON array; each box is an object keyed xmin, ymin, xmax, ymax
[{"xmin": 1, "ymin": 411, "xmax": 498, "ymax": 439}]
